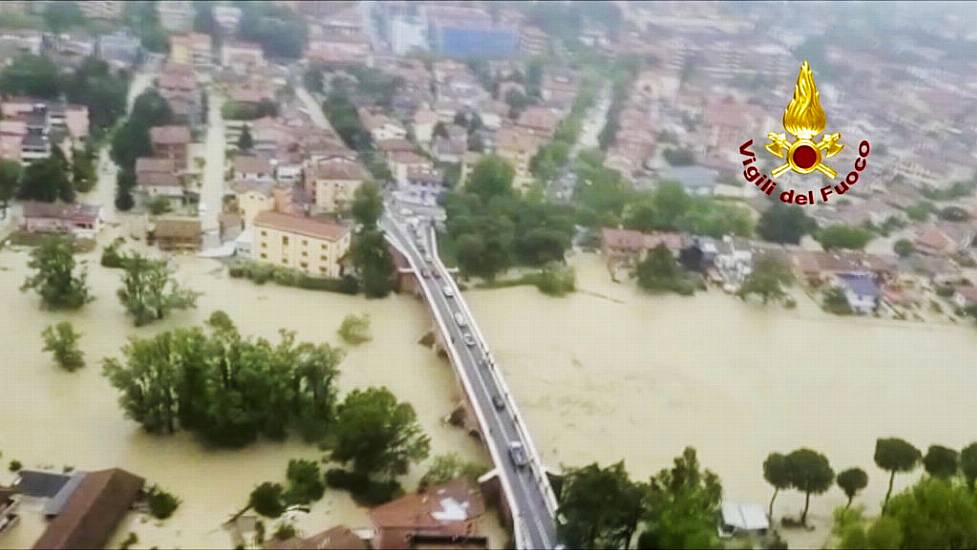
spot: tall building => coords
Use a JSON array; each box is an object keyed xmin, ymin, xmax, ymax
[{"xmin": 252, "ymin": 212, "xmax": 351, "ymax": 279}]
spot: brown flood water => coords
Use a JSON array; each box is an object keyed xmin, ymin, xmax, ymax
[
  {"xmin": 0, "ymin": 234, "xmax": 502, "ymax": 549},
  {"xmin": 466, "ymin": 252, "xmax": 977, "ymax": 547}
]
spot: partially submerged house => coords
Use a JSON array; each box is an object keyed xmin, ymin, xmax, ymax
[
  {"xmin": 153, "ymin": 216, "xmax": 203, "ymax": 251},
  {"xmin": 22, "ymin": 202, "xmax": 102, "ymax": 239},
  {"xmin": 368, "ymin": 478, "xmax": 487, "ymax": 550}
]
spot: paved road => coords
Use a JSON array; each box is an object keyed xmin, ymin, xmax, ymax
[
  {"xmin": 381, "ymin": 214, "xmax": 559, "ymax": 550},
  {"xmin": 548, "ymin": 84, "xmax": 611, "ymax": 203}
]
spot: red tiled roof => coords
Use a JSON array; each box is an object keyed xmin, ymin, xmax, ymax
[
  {"xmin": 254, "ymin": 212, "xmax": 349, "ymax": 241},
  {"xmin": 135, "ymin": 157, "xmax": 176, "ymax": 174},
  {"xmin": 265, "ymin": 525, "xmax": 367, "ymax": 550},
  {"xmin": 150, "ymin": 125, "xmax": 191, "ymax": 145}
]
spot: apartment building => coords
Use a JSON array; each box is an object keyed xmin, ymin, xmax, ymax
[{"xmin": 252, "ymin": 212, "xmax": 351, "ymax": 278}]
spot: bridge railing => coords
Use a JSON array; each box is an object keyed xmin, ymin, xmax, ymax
[
  {"xmin": 382, "ymin": 218, "xmax": 531, "ymax": 549},
  {"xmin": 428, "ymin": 227, "xmax": 560, "ymax": 517}
]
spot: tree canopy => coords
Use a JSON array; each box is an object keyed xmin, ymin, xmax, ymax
[
  {"xmin": 875, "ymin": 438, "xmax": 921, "ymax": 512},
  {"xmin": 816, "ymin": 224, "xmax": 874, "ymax": 251},
  {"xmin": 558, "ymin": 461, "xmax": 645, "ymax": 549},
  {"xmin": 757, "ymin": 202, "xmax": 817, "ymax": 244},
  {"xmin": 20, "ymin": 237, "xmax": 93, "ymax": 310},
  {"xmin": 785, "ymin": 448, "xmax": 834, "ymax": 526},
  {"xmin": 329, "ymin": 387, "xmax": 430, "ymax": 479},
  {"xmin": 116, "ymin": 253, "xmax": 200, "ymax": 326},
  {"xmin": 639, "ymin": 447, "xmax": 723, "ymax": 550},
  {"xmin": 836, "ymin": 467, "xmax": 869, "ymax": 509},
  {"xmin": 466, "ymin": 155, "xmax": 515, "ymax": 203},
  {"xmin": 738, "ymin": 254, "xmax": 794, "ymax": 304}
]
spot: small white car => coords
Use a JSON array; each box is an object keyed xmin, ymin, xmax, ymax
[
  {"xmin": 454, "ymin": 312, "xmax": 467, "ymax": 327},
  {"xmin": 508, "ymin": 442, "xmax": 528, "ymax": 467},
  {"xmin": 442, "ymin": 286, "xmax": 454, "ymax": 298},
  {"xmin": 462, "ymin": 332, "xmax": 476, "ymax": 347}
]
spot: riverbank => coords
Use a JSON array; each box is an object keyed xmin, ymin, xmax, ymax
[
  {"xmin": 466, "ymin": 252, "xmax": 977, "ymax": 548},
  {"xmin": 0, "ymin": 233, "xmax": 501, "ymax": 549}
]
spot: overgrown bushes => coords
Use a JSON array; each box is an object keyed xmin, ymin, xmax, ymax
[
  {"xmin": 324, "ymin": 469, "xmax": 403, "ymax": 507},
  {"xmin": 229, "ymin": 261, "xmax": 359, "ymax": 294}
]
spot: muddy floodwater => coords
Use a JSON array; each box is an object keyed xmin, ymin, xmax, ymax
[
  {"xmin": 0, "ymin": 237, "xmax": 501, "ymax": 549},
  {"xmin": 467, "ymin": 252, "xmax": 977, "ymax": 547}
]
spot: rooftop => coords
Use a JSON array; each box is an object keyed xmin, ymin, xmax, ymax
[
  {"xmin": 254, "ymin": 212, "xmax": 349, "ymax": 242},
  {"xmin": 150, "ymin": 125, "xmax": 191, "ymax": 145}
]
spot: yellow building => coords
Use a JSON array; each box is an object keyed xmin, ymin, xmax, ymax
[
  {"xmin": 307, "ymin": 158, "xmax": 368, "ymax": 213},
  {"xmin": 252, "ymin": 211, "xmax": 351, "ymax": 278}
]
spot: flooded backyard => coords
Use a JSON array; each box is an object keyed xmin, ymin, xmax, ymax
[
  {"xmin": 0, "ymin": 233, "xmax": 497, "ymax": 549},
  {"xmin": 467, "ymin": 252, "xmax": 977, "ymax": 546}
]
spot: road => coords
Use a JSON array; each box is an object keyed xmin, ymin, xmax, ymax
[
  {"xmin": 295, "ymin": 85, "xmax": 337, "ymax": 137},
  {"xmin": 381, "ymin": 214, "xmax": 559, "ymax": 550},
  {"xmin": 548, "ymin": 84, "xmax": 612, "ymax": 203},
  {"xmin": 199, "ymin": 89, "xmax": 226, "ymax": 239}
]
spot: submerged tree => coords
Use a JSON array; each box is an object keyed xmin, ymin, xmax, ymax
[
  {"xmin": 21, "ymin": 237, "xmax": 93, "ymax": 310},
  {"xmin": 116, "ymin": 253, "xmax": 200, "ymax": 326},
  {"xmin": 786, "ymin": 448, "xmax": 834, "ymax": 526},
  {"xmin": 230, "ymin": 482, "xmax": 287, "ymax": 523},
  {"xmin": 738, "ymin": 254, "xmax": 794, "ymax": 304},
  {"xmin": 763, "ymin": 452, "xmax": 791, "ymax": 520},
  {"xmin": 875, "ymin": 438, "xmax": 921, "ymax": 513},
  {"xmin": 836, "ymin": 467, "xmax": 869, "ymax": 510},
  {"xmin": 337, "ymin": 313, "xmax": 372, "ymax": 345},
  {"xmin": 41, "ymin": 321, "xmax": 85, "ymax": 371},
  {"xmin": 558, "ymin": 461, "xmax": 645, "ymax": 549},
  {"xmin": 639, "ymin": 447, "xmax": 723, "ymax": 550},
  {"xmin": 330, "ymin": 387, "xmax": 430, "ymax": 479},
  {"xmin": 923, "ymin": 445, "xmax": 959, "ymax": 480}
]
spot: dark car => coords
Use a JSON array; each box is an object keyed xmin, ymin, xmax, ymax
[{"xmin": 492, "ymin": 394, "xmax": 505, "ymax": 409}]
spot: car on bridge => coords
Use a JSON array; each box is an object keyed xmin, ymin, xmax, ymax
[
  {"xmin": 462, "ymin": 332, "xmax": 476, "ymax": 347},
  {"xmin": 454, "ymin": 312, "xmax": 467, "ymax": 327},
  {"xmin": 508, "ymin": 441, "xmax": 529, "ymax": 468},
  {"xmin": 492, "ymin": 394, "xmax": 505, "ymax": 409},
  {"xmin": 442, "ymin": 285, "xmax": 454, "ymax": 298},
  {"xmin": 420, "ymin": 268, "xmax": 431, "ymax": 279}
]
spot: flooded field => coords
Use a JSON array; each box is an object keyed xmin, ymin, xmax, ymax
[
  {"xmin": 0, "ymin": 234, "xmax": 498, "ymax": 549},
  {"xmin": 467, "ymin": 252, "xmax": 977, "ymax": 547}
]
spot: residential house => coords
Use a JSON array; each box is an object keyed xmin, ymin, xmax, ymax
[
  {"xmin": 369, "ymin": 478, "xmax": 487, "ymax": 550},
  {"xmin": 398, "ymin": 167, "xmax": 445, "ymax": 206},
  {"xmin": 233, "ymin": 180, "xmax": 292, "ymax": 227},
  {"xmin": 80, "ymin": 1, "xmax": 125, "ymax": 20},
  {"xmin": 793, "ymin": 250, "xmax": 861, "ymax": 283},
  {"xmin": 169, "ymin": 33, "xmax": 213, "ymax": 69},
  {"xmin": 221, "ymin": 41, "xmax": 264, "ymax": 71},
  {"xmin": 914, "ymin": 223, "xmax": 975, "ymax": 256},
  {"xmin": 232, "ymin": 155, "xmax": 274, "ymax": 183},
  {"xmin": 31, "ymin": 468, "xmax": 145, "ymax": 550},
  {"xmin": 834, "ymin": 272, "xmax": 880, "ymax": 314},
  {"xmin": 158, "ymin": 0, "xmax": 194, "ymax": 33},
  {"xmin": 307, "ymin": 157, "xmax": 368, "ymax": 212},
  {"xmin": 0, "ymin": 29, "xmax": 42, "ymax": 57},
  {"xmin": 493, "ymin": 126, "xmax": 540, "ymax": 192},
  {"xmin": 360, "ymin": 108, "xmax": 408, "ymax": 143},
  {"xmin": 157, "ymin": 67, "xmax": 201, "ymax": 127},
  {"xmin": 153, "ymin": 216, "xmax": 202, "ymax": 251},
  {"xmin": 97, "ymin": 30, "xmax": 141, "ymax": 69},
  {"xmin": 952, "ymin": 286, "xmax": 977, "ymax": 310},
  {"xmin": 252, "ymin": 212, "xmax": 351, "ymax": 278},
  {"xmin": 150, "ymin": 125, "xmax": 191, "ymax": 165},
  {"xmin": 23, "ymin": 202, "xmax": 102, "ymax": 239},
  {"xmin": 515, "ymin": 107, "xmax": 560, "ymax": 139},
  {"xmin": 413, "ymin": 107, "xmax": 439, "ymax": 146},
  {"xmin": 265, "ymin": 525, "xmax": 368, "ymax": 550},
  {"xmin": 600, "ymin": 227, "xmax": 685, "ymax": 261},
  {"xmin": 432, "ymin": 124, "xmax": 468, "ymax": 163},
  {"xmin": 137, "ymin": 171, "xmax": 183, "ymax": 199},
  {"xmin": 387, "ymin": 150, "xmax": 433, "ymax": 185}
]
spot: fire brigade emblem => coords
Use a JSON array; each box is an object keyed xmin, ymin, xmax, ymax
[{"xmin": 765, "ymin": 61, "xmax": 844, "ymax": 179}]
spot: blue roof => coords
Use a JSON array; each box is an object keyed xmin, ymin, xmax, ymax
[{"xmin": 837, "ymin": 273, "xmax": 879, "ymax": 298}]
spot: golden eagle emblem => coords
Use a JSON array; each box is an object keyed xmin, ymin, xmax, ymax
[{"xmin": 765, "ymin": 61, "xmax": 844, "ymax": 179}]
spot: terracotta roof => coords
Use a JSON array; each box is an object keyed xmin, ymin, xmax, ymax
[
  {"xmin": 254, "ymin": 212, "xmax": 349, "ymax": 242},
  {"xmin": 138, "ymin": 171, "xmax": 181, "ymax": 188},
  {"xmin": 375, "ymin": 138, "xmax": 416, "ymax": 153},
  {"xmin": 233, "ymin": 155, "xmax": 272, "ymax": 175},
  {"xmin": 23, "ymin": 201, "xmax": 100, "ymax": 223},
  {"xmin": 150, "ymin": 125, "xmax": 191, "ymax": 145},
  {"xmin": 155, "ymin": 216, "xmax": 202, "ymax": 239},
  {"xmin": 369, "ymin": 479, "xmax": 484, "ymax": 550},
  {"xmin": 310, "ymin": 158, "xmax": 368, "ymax": 181},
  {"xmin": 32, "ymin": 468, "xmax": 144, "ymax": 550},
  {"xmin": 158, "ymin": 71, "xmax": 196, "ymax": 91},
  {"xmin": 388, "ymin": 151, "xmax": 430, "ymax": 165},
  {"xmin": 135, "ymin": 157, "xmax": 176, "ymax": 174},
  {"xmin": 265, "ymin": 525, "xmax": 367, "ymax": 550}
]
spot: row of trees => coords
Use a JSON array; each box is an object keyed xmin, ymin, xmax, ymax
[
  {"xmin": 21, "ymin": 237, "xmax": 198, "ymax": 326},
  {"xmin": 558, "ymin": 448, "xmax": 723, "ymax": 549},
  {"xmin": 111, "ymin": 89, "xmax": 174, "ymax": 210}
]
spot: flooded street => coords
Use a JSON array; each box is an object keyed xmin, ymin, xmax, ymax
[
  {"xmin": 0, "ymin": 236, "xmax": 496, "ymax": 549},
  {"xmin": 467, "ymin": 253, "xmax": 977, "ymax": 546}
]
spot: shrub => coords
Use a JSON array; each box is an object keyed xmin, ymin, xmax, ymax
[
  {"xmin": 324, "ymin": 468, "xmax": 403, "ymax": 506},
  {"xmin": 338, "ymin": 314, "xmax": 372, "ymax": 345},
  {"xmin": 229, "ymin": 261, "xmax": 358, "ymax": 294},
  {"xmin": 9, "ymin": 460, "xmax": 21, "ymax": 472},
  {"xmin": 272, "ymin": 523, "xmax": 297, "ymax": 541},
  {"xmin": 147, "ymin": 485, "xmax": 180, "ymax": 519},
  {"xmin": 101, "ymin": 238, "xmax": 128, "ymax": 268}
]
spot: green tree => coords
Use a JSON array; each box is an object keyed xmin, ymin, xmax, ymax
[
  {"xmin": 231, "ymin": 482, "xmax": 287, "ymax": 523},
  {"xmin": 763, "ymin": 452, "xmax": 792, "ymax": 520},
  {"xmin": 864, "ymin": 477, "xmax": 977, "ymax": 548},
  {"xmin": 639, "ymin": 447, "xmax": 723, "ymax": 550},
  {"xmin": 21, "ymin": 237, "xmax": 93, "ymax": 310},
  {"xmin": 874, "ymin": 438, "xmax": 921, "ymax": 513},
  {"xmin": 961, "ymin": 442, "xmax": 977, "ymax": 490},
  {"xmin": 65, "ymin": 57, "xmax": 131, "ymax": 131},
  {"xmin": 893, "ymin": 239, "xmax": 915, "ymax": 257},
  {"xmin": 0, "ymin": 54, "xmax": 61, "ymax": 98},
  {"xmin": 43, "ymin": 1, "xmax": 84, "ymax": 34},
  {"xmin": 283, "ymin": 459, "xmax": 325, "ymax": 505},
  {"xmin": 337, "ymin": 313, "xmax": 371, "ymax": 345},
  {"xmin": 0, "ymin": 159, "xmax": 22, "ymax": 217},
  {"xmin": 41, "ymin": 321, "xmax": 84, "ymax": 371},
  {"xmin": 237, "ymin": 124, "xmax": 254, "ymax": 151},
  {"xmin": 823, "ymin": 286, "xmax": 852, "ymax": 315},
  {"xmin": 116, "ymin": 253, "xmax": 200, "ymax": 326},
  {"xmin": 466, "ymin": 155, "xmax": 515, "ymax": 203},
  {"xmin": 635, "ymin": 245, "xmax": 693, "ymax": 295},
  {"xmin": 71, "ymin": 150, "xmax": 96, "ymax": 193},
  {"xmin": 419, "ymin": 453, "xmax": 489, "ymax": 490},
  {"xmin": 836, "ymin": 467, "xmax": 868, "ymax": 510},
  {"xmin": 816, "ymin": 224, "xmax": 874, "ymax": 251},
  {"xmin": 738, "ymin": 254, "xmax": 794, "ymax": 304},
  {"xmin": 351, "ymin": 181, "xmax": 383, "ymax": 227},
  {"xmin": 146, "ymin": 485, "xmax": 181, "ymax": 520},
  {"xmin": 757, "ymin": 203, "xmax": 816, "ymax": 244},
  {"xmin": 111, "ymin": 89, "xmax": 173, "ymax": 170},
  {"xmin": 330, "ymin": 387, "xmax": 430, "ymax": 479},
  {"xmin": 922, "ymin": 445, "xmax": 958, "ymax": 479},
  {"xmin": 349, "ymin": 230, "xmax": 395, "ymax": 298},
  {"xmin": 786, "ymin": 448, "xmax": 834, "ymax": 526},
  {"xmin": 303, "ymin": 68, "xmax": 324, "ymax": 93},
  {"xmin": 558, "ymin": 461, "xmax": 645, "ymax": 549},
  {"xmin": 18, "ymin": 155, "xmax": 73, "ymax": 203}
]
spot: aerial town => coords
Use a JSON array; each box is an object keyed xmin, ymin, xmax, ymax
[{"xmin": 0, "ymin": 2, "xmax": 975, "ymax": 550}]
